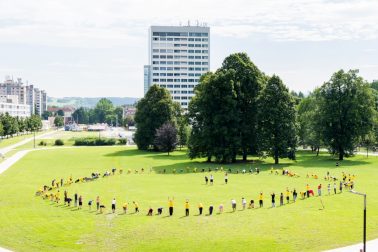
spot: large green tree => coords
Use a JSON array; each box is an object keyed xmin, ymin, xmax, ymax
[
  {"xmin": 94, "ymin": 98, "xmax": 114, "ymax": 123},
  {"xmin": 297, "ymin": 91, "xmax": 323, "ymax": 155},
  {"xmin": 188, "ymin": 70, "xmax": 240, "ymax": 162},
  {"xmin": 54, "ymin": 116, "xmax": 64, "ymax": 127},
  {"xmin": 154, "ymin": 122, "xmax": 178, "ymax": 155},
  {"xmin": 318, "ymin": 69, "xmax": 375, "ymax": 160},
  {"xmin": 134, "ymin": 85, "xmax": 177, "ymax": 150},
  {"xmin": 220, "ymin": 53, "xmax": 265, "ymax": 160},
  {"xmin": 72, "ymin": 107, "xmax": 89, "ymax": 124},
  {"xmin": 258, "ymin": 75, "xmax": 297, "ymax": 164}
]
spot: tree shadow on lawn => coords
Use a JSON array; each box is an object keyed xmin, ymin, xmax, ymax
[
  {"xmin": 104, "ymin": 149, "xmax": 190, "ymax": 161},
  {"xmin": 150, "ymin": 161, "xmax": 294, "ymax": 174},
  {"xmin": 295, "ymin": 151, "xmax": 369, "ymax": 168}
]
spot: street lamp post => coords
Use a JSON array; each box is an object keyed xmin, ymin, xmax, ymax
[
  {"xmin": 33, "ymin": 130, "xmax": 36, "ymax": 149},
  {"xmin": 349, "ymin": 190, "xmax": 367, "ymax": 252}
]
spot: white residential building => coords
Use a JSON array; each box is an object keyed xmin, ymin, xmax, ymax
[
  {"xmin": 0, "ymin": 76, "xmax": 47, "ymax": 116},
  {"xmin": 0, "ymin": 95, "xmax": 31, "ymax": 118},
  {"xmin": 144, "ymin": 25, "xmax": 210, "ymax": 108}
]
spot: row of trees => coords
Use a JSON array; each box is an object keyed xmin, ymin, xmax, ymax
[
  {"xmin": 72, "ymin": 98, "xmax": 127, "ymax": 126},
  {"xmin": 298, "ymin": 70, "xmax": 376, "ymax": 160},
  {"xmin": 188, "ymin": 53, "xmax": 296, "ymax": 163},
  {"xmin": 0, "ymin": 113, "xmax": 42, "ymax": 138},
  {"xmin": 134, "ymin": 52, "xmax": 377, "ymax": 163}
]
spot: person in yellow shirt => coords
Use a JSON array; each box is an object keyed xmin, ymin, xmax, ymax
[
  {"xmin": 55, "ymin": 190, "xmax": 60, "ymax": 203},
  {"xmin": 306, "ymin": 184, "xmax": 310, "ymax": 198},
  {"xmin": 286, "ymin": 188, "xmax": 290, "ymax": 204},
  {"xmin": 185, "ymin": 200, "xmax": 190, "ymax": 216},
  {"xmin": 133, "ymin": 201, "xmax": 139, "ymax": 213},
  {"xmin": 168, "ymin": 197, "xmax": 174, "ymax": 216},
  {"xmin": 259, "ymin": 192, "xmax": 264, "ymax": 208},
  {"xmin": 198, "ymin": 203, "xmax": 203, "ymax": 215},
  {"xmin": 123, "ymin": 202, "xmax": 128, "ymax": 214}
]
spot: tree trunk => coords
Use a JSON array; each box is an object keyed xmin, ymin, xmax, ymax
[
  {"xmin": 338, "ymin": 151, "xmax": 344, "ymax": 161},
  {"xmin": 274, "ymin": 155, "xmax": 279, "ymax": 164},
  {"xmin": 367, "ymin": 146, "xmax": 369, "ymax": 158},
  {"xmin": 316, "ymin": 147, "xmax": 320, "ymax": 156},
  {"xmin": 167, "ymin": 151, "xmax": 170, "ymax": 156},
  {"xmin": 206, "ymin": 156, "xmax": 211, "ymax": 163},
  {"xmin": 242, "ymin": 147, "xmax": 247, "ymax": 161}
]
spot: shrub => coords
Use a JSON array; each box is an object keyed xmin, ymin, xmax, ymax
[
  {"xmin": 38, "ymin": 140, "xmax": 47, "ymax": 146},
  {"xmin": 118, "ymin": 139, "xmax": 127, "ymax": 145},
  {"xmin": 55, "ymin": 139, "xmax": 64, "ymax": 146},
  {"xmin": 74, "ymin": 137, "xmax": 116, "ymax": 146}
]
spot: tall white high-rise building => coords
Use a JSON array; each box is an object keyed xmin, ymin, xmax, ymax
[{"xmin": 144, "ymin": 25, "xmax": 210, "ymax": 108}]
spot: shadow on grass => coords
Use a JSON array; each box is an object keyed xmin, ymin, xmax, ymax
[{"xmin": 104, "ymin": 149, "xmax": 370, "ymax": 174}]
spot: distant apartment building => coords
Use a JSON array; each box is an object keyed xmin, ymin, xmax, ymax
[
  {"xmin": 0, "ymin": 94, "xmax": 31, "ymax": 118},
  {"xmin": 144, "ymin": 25, "xmax": 210, "ymax": 108},
  {"xmin": 0, "ymin": 76, "xmax": 47, "ymax": 116}
]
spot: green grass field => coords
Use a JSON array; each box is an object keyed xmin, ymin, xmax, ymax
[{"xmin": 0, "ymin": 147, "xmax": 377, "ymax": 251}]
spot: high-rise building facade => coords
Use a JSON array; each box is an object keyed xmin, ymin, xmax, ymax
[
  {"xmin": 0, "ymin": 76, "xmax": 47, "ymax": 116},
  {"xmin": 144, "ymin": 25, "xmax": 210, "ymax": 108}
]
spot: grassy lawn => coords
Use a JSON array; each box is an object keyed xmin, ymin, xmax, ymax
[
  {"xmin": 0, "ymin": 147, "xmax": 377, "ymax": 251},
  {"xmin": 0, "ymin": 132, "xmax": 49, "ymax": 149}
]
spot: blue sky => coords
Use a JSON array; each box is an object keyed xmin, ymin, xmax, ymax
[{"xmin": 0, "ymin": 0, "xmax": 377, "ymax": 98}]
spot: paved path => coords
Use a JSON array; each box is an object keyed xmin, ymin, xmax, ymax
[
  {"xmin": 0, "ymin": 149, "xmax": 34, "ymax": 175},
  {"xmin": 0, "ymin": 131, "xmax": 57, "ymax": 156},
  {"xmin": 325, "ymin": 238, "xmax": 378, "ymax": 251}
]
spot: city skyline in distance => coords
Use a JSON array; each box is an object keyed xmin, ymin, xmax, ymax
[{"xmin": 0, "ymin": 0, "xmax": 377, "ymax": 98}]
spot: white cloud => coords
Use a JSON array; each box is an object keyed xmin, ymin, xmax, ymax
[{"xmin": 0, "ymin": 0, "xmax": 377, "ymax": 47}]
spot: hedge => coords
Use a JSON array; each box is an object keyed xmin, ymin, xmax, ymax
[{"xmin": 74, "ymin": 137, "xmax": 116, "ymax": 146}]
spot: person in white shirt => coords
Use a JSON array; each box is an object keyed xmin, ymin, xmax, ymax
[
  {"xmin": 231, "ymin": 199, "xmax": 236, "ymax": 212},
  {"xmin": 210, "ymin": 174, "xmax": 214, "ymax": 185},
  {"xmin": 111, "ymin": 198, "xmax": 116, "ymax": 213},
  {"xmin": 242, "ymin": 197, "xmax": 247, "ymax": 210}
]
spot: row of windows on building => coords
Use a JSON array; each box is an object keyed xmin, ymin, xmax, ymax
[
  {"xmin": 152, "ymin": 61, "xmax": 208, "ymax": 66},
  {"xmin": 152, "ymin": 49, "xmax": 209, "ymax": 54},
  {"xmin": 152, "ymin": 55, "xmax": 208, "ymax": 60},
  {"xmin": 153, "ymin": 37, "xmax": 208, "ymax": 42},
  {"xmin": 152, "ymin": 67, "xmax": 208, "ymax": 71},
  {"xmin": 153, "ymin": 79, "xmax": 200, "ymax": 83},
  {"xmin": 152, "ymin": 32, "xmax": 208, "ymax": 37},
  {"xmin": 173, "ymin": 96, "xmax": 192, "ymax": 100},
  {"xmin": 152, "ymin": 43, "xmax": 208, "ymax": 48},
  {"xmin": 159, "ymin": 84, "xmax": 196, "ymax": 89},
  {"xmin": 153, "ymin": 73, "xmax": 202, "ymax": 77}
]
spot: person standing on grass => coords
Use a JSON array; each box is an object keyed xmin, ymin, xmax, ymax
[
  {"xmin": 133, "ymin": 201, "xmax": 139, "ymax": 213},
  {"xmin": 185, "ymin": 200, "xmax": 190, "ymax": 216},
  {"xmin": 205, "ymin": 176, "xmax": 208, "ymax": 185},
  {"xmin": 231, "ymin": 199, "xmax": 237, "ymax": 212},
  {"xmin": 111, "ymin": 198, "xmax": 116, "ymax": 213},
  {"xmin": 64, "ymin": 190, "xmax": 68, "ymax": 205},
  {"xmin": 209, "ymin": 205, "xmax": 214, "ymax": 215},
  {"xmin": 74, "ymin": 193, "xmax": 78, "ymax": 207},
  {"xmin": 168, "ymin": 197, "xmax": 174, "ymax": 216},
  {"xmin": 219, "ymin": 204, "xmax": 224, "ymax": 214},
  {"xmin": 96, "ymin": 196, "xmax": 100, "ymax": 211},
  {"xmin": 293, "ymin": 189, "xmax": 297, "ymax": 202},
  {"xmin": 280, "ymin": 193, "xmax": 284, "ymax": 206},
  {"xmin": 339, "ymin": 181, "xmax": 343, "ymax": 193},
  {"xmin": 286, "ymin": 188, "xmax": 290, "ymax": 203},
  {"xmin": 242, "ymin": 197, "xmax": 247, "ymax": 210},
  {"xmin": 333, "ymin": 182, "xmax": 337, "ymax": 194},
  {"xmin": 318, "ymin": 184, "xmax": 322, "ymax": 196},
  {"xmin": 327, "ymin": 184, "xmax": 331, "ymax": 195},
  {"xmin": 55, "ymin": 190, "xmax": 60, "ymax": 204},
  {"xmin": 198, "ymin": 203, "xmax": 203, "ymax": 215},
  {"xmin": 78, "ymin": 195, "xmax": 83, "ymax": 209},
  {"xmin": 210, "ymin": 174, "xmax": 214, "ymax": 185},
  {"xmin": 224, "ymin": 173, "xmax": 228, "ymax": 184},
  {"xmin": 259, "ymin": 192, "xmax": 264, "ymax": 208},
  {"xmin": 306, "ymin": 184, "xmax": 310, "ymax": 198},
  {"xmin": 271, "ymin": 193, "xmax": 276, "ymax": 208}
]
